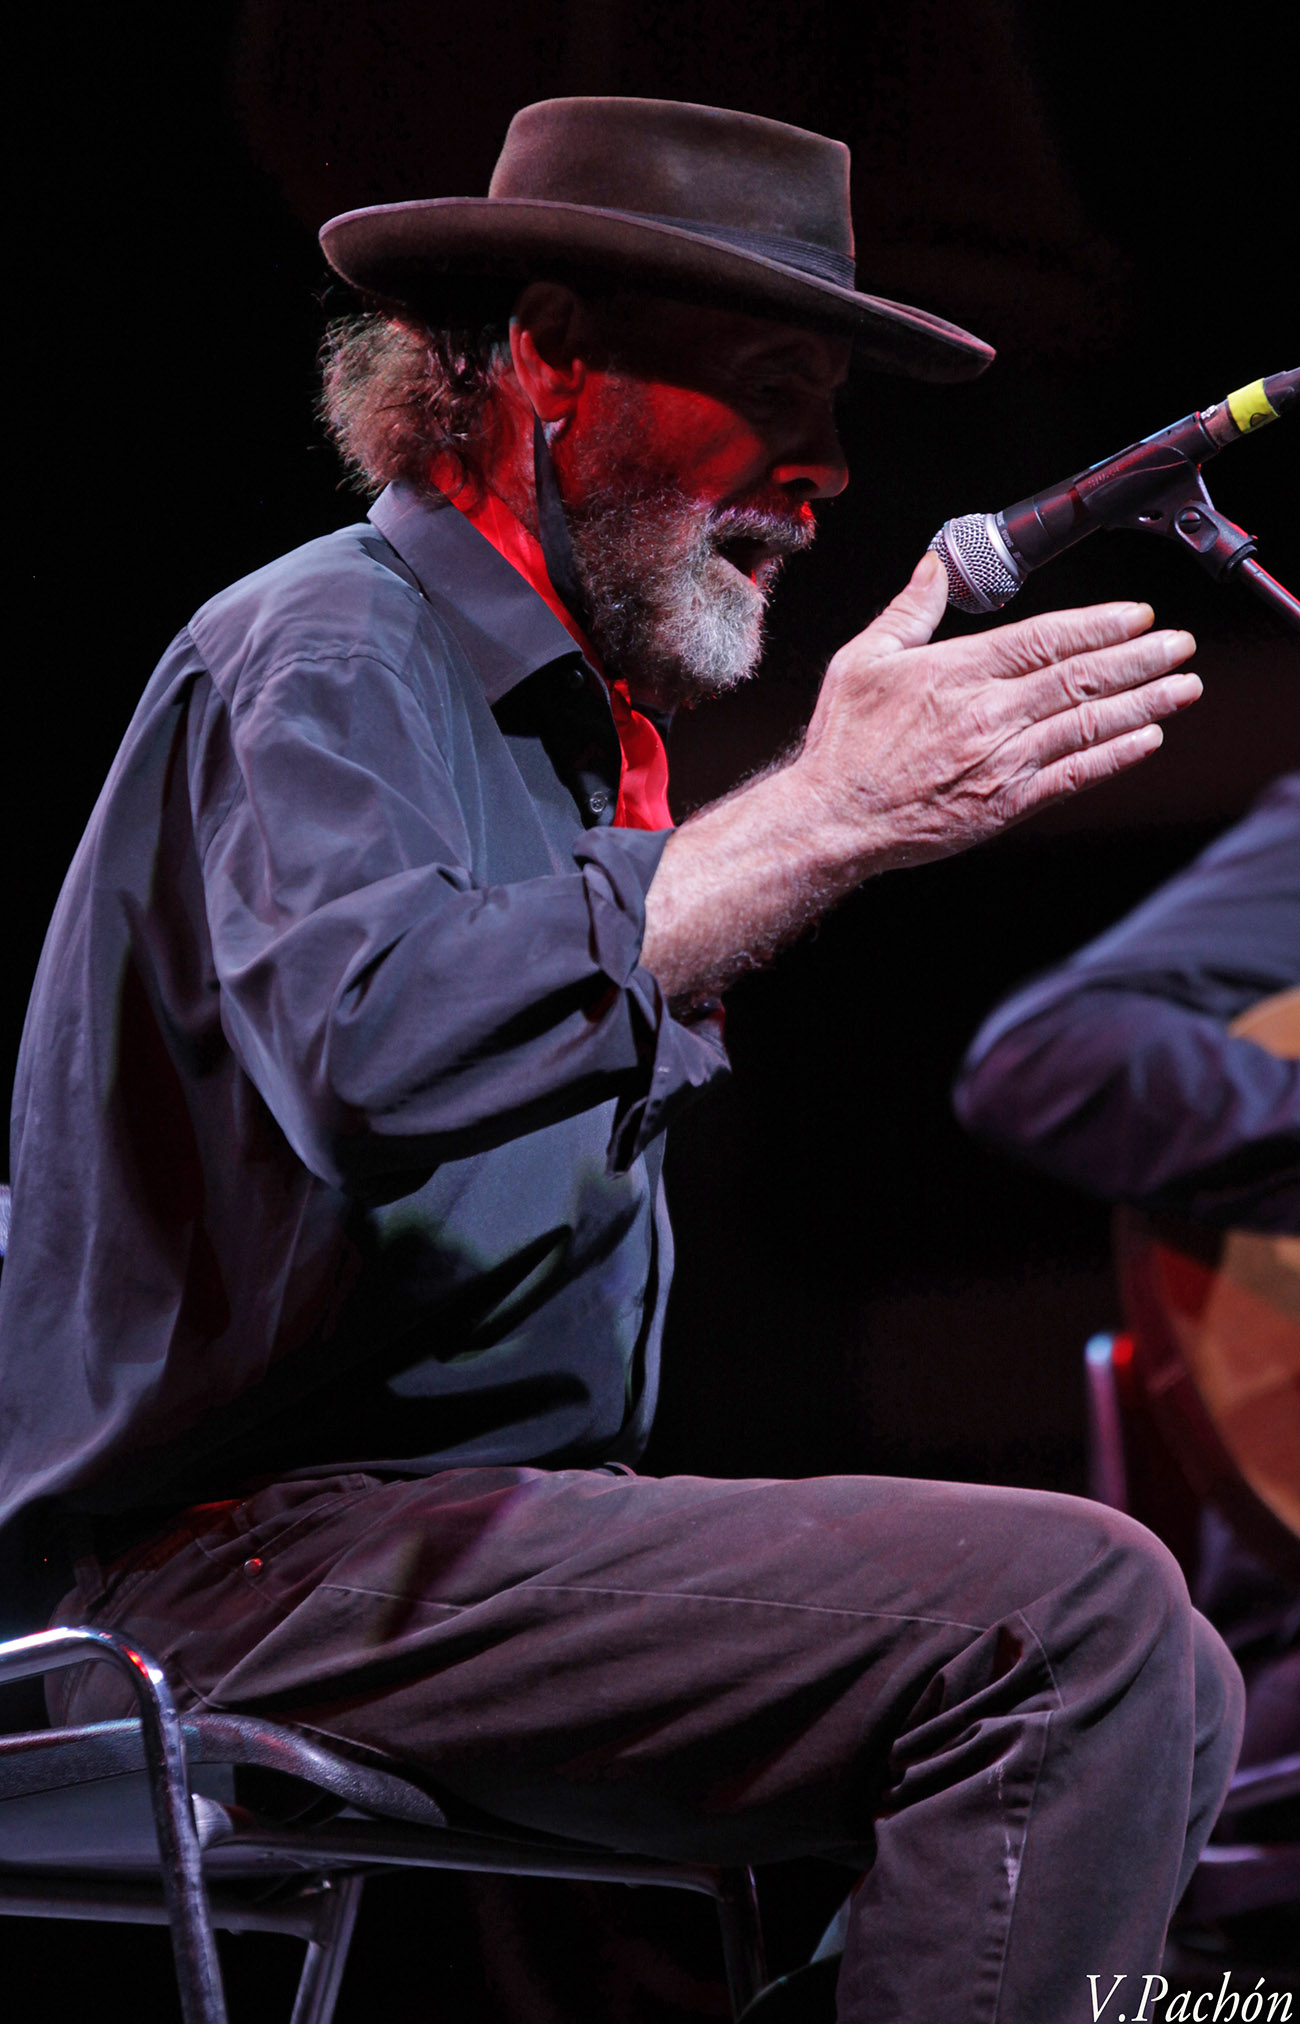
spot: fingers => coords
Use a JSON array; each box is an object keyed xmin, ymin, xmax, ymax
[
  {"xmin": 843, "ymin": 584, "xmax": 1172, "ymax": 697},
  {"xmin": 856, "ymin": 551, "xmax": 948, "ymax": 657},
  {"xmin": 1025, "ymin": 669, "xmax": 1202, "ymax": 768},
  {"xmin": 815, "ymin": 581, "xmax": 1201, "ymax": 850},
  {"xmin": 1024, "ymin": 721, "xmax": 1168, "ymax": 810},
  {"xmin": 978, "ymin": 600, "xmax": 1158, "ymax": 679},
  {"xmin": 1015, "ymin": 624, "xmax": 1198, "ymax": 726}
]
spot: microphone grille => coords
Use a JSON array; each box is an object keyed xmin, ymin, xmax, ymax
[{"xmin": 929, "ymin": 514, "xmax": 1023, "ymax": 614}]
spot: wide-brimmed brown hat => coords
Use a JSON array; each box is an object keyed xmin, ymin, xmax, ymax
[{"xmin": 319, "ymin": 97, "xmax": 994, "ymax": 384}]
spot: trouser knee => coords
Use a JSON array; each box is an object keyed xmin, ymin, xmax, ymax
[{"xmin": 1030, "ymin": 1499, "xmax": 1206, "ymax": 1721}]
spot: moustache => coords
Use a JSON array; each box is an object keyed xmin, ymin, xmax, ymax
[{"xmin": 706, "ymin": 498, "xmax": 817, "ymax": 548}]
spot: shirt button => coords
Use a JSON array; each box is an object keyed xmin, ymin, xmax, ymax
[
  {"xmin": 568, "ymin": 666, "xmax": 586, "ymax": 688},
  {"xmin": 588, "ymin": 791, "xmax": 609, "ymax": 814},
  {"xmin": 243, "ymin": 1556, "xmax": 263, "ymax": 1575}
]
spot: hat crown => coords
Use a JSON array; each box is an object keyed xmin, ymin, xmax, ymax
[
  {"xmin": 488, "ymin": 97, "xmax": 854, "ymax": 259},
  {"xmin": 318, "ymin": 96, "xmax": 993, "ymax": 383}
]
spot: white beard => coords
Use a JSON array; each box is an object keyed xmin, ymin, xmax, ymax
[{"xmin": 559, "ymin": 395, "xmax": 815, "ymax": 709}]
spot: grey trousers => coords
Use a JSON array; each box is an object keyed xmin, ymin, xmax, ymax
[{"xmin": 51, "ymin": 1467, "xmax": 1243, "ymax": 2023}]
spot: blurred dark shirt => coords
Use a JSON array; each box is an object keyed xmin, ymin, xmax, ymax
[
  {"xmin": 0, "ymin": 482, "xmax": 727, "ymax": 1534},
  {"xmin": 954, "ymin": 774, "xmax": 1300, "ymax": 1230}
]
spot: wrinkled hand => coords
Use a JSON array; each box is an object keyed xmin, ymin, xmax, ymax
[
  {"xmin": 793, "ymin": 550, "xmax": 1201, "ymax": 870},
  {"xmin": 641, "ymin": 552, "xmax": 1201, "ymax": 998}
]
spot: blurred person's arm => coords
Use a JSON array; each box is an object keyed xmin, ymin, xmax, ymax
[{"xmin": 953, "ymin": 776, "xmax": 1300, "ymax": 1232}]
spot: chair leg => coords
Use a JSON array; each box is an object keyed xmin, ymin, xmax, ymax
[
  {"xmin": 715, "ymin": 1865, "xmax": 767, "ymax": 2019},
  {"xmin": 1084, "ymin": 1333, "xmax": 1131, "ymax": 1512},
  {"xmin": 0, "ymin": 1626, "xmax": 228, "ymax": 2024},
  {"xmin": 289, "ymin": 1874, "xmax": 365, "ymax": 2024}
]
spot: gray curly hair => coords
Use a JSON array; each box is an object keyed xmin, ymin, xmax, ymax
[{"xmin": 318, "ymin": 311, "xmax": 513, "ymax": 496}]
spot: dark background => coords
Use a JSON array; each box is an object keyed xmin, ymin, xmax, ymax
[{"xmin": 7, "ymin": 0, "xmax": 1296, "ymax": 2014}]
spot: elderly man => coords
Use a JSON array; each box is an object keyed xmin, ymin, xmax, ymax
[{"xmin": 0, "ymin": 99, "xmax": 1240, "ymax": 2020}]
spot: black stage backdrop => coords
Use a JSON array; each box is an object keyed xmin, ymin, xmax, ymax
[{"xmin": 7, "ymin": 3, "xmax": 1296, "ymax": 2016}]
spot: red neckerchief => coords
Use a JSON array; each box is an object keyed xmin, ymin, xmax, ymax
[{"xmin": 438, "ymin": 479, "xmax": 673, "ymax": 832}]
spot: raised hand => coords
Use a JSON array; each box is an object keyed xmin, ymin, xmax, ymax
[
  {"xmin": 794, "ymin": 550, "xmax": 1200, "ymax": 872},
  {"xmin": 641, "ymin": 552, "xmax": 1200, "ymax": 998}
]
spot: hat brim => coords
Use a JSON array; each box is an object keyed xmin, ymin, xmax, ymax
[{"xmin": 319, "ymin": 198, "xmax": 994, "ymax": 384}]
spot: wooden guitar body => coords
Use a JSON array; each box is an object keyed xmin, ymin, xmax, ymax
[{"xmin": 1114, "ymin": 987, "xmax": 1300, "ymax": 1581}]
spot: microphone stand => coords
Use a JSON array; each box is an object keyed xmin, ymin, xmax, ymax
[
  {"xmin": 1232, "ymin": 557, "xmax": 1300, "ymax": 631},
  {"xmin": 1113, "ymin": 464, "xmax": 1300, "ymax": 634},
  {"xmin": 937, "ymin": 371, "xmax": 1299, "ymax": 629}
]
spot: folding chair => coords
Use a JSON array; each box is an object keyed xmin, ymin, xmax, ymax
[{"xmin": 0, "ymin": 1623, "xmax": 769, "ymax": 2024}]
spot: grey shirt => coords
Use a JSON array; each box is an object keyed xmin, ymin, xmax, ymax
[{"xmin": 0, "ymin": 482, "xmax": 728, "ymax": 1531}]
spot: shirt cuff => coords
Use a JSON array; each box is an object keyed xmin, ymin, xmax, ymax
[{"xmin": 574, "ymin": 827, "xmax": 731, "ymax": 1171}]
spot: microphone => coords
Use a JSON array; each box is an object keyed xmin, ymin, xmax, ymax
[{"xmin": 929, "ymin": 368, "xmax": 1298, "ymax": 615}]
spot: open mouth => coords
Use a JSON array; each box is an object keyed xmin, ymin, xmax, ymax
[
  {"xmin": 714, "ymin": 534, "xmax": 791, "ymax": 582},
  {"xmin": 710, "ymin": 505, "xmax": 815, "ymax": 583}
]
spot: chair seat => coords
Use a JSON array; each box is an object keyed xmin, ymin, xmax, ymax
[
  {"xmin": 0, "ymin": 1711, "xmax": 740, "ymax": 1900},
  {"xmin": 0, "ymin": 1632, "xmax": 769, "ymax": 2021},
  {"xmin": 0, "ymin": 1711, "xmax": 447, "ymax": 1871}
]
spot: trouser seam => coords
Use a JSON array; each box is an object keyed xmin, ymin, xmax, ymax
[
  {"xmin": 315, "ymin": 1573, "xmax": 989, "ymax": 1633},
  {"xmin": 520, "ymin": 1580, "xmax": 989, "ymax": 1632}
]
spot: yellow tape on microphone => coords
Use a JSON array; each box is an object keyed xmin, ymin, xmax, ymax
[{"xmin": 1226, "ymin": 379, "xmax": 1278, "ymax": 434}]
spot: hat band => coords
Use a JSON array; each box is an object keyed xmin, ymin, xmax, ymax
[{"xmin": 635, "ymin": 213, "xmax": 856, "ymax": 291}]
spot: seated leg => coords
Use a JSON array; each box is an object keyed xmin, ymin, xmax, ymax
[{"xmin": 49, "ymin": 1467, "xmax": 1243, "ymax": 2023}]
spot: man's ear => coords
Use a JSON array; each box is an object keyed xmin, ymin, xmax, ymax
[{"xmin": 509, "ymin": 283, "xmax": 591, "ymax": 425}]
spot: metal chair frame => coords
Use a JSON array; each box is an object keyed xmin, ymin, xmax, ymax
[{"xmin": 0, "ymin": 1625, "xmax": 768, "ymax": 2024}]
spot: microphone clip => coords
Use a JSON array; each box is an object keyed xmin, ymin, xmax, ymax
[
  {"xmin": 1105, "ymin": 461, "xmax": 1257, "ymax": 582},
  {"xmin": 1118, "ymin": 468, "xmax": 1298, "ymax": 629}
]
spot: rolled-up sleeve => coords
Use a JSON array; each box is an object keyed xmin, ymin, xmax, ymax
[
  {"xmin": 198, "ymin": 649, "xmax": 728, "ymax": 1191},
  {"xmin": 953, "ymin": 777, "xmax": 1300, "ymax": 1230}
]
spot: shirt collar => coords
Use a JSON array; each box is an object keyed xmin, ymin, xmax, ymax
[{"xmin": 368, "ymin": 478, "xmax": 585, "ymax": 705}]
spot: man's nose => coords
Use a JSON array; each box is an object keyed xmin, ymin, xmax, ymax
[{"xmin": 770, "ymin": 409, "xmax": 850, "ymax": 500}]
